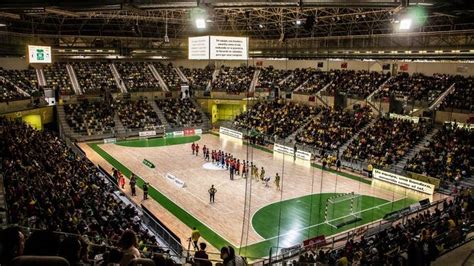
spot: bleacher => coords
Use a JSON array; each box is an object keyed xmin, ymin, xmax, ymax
[
  {"xmin": 70, "ymin": 62, "xmax": 118, "ymax": 94},
  {"xmin": 64, "ymin": 100, "xmax": 115, "ymax": 136},
  {"xmin": 155, "ymin": 98, "xmax": 203, "ymax": 128},
  {"xmin": 43, "ymin": 63, "xmax": 74, "ymax": 95}
]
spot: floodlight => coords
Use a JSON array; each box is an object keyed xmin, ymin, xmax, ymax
[
  {"xmin": 296, "ymin": 19, "xmax": 302, "ymax": 25},
  {"xmin": 196, "ymin": 18, "xmax": 206, "ymax": 29},
  {"xmin": 399, "ymin": 18, "xmax": 412, "ymax": 30}
]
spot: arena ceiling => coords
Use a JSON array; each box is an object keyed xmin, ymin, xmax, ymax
[{"xmin": 0, "ymin": 0, "xmax": 472, "ymax": 56}]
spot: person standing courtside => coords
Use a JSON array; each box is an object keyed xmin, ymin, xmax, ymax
[
  {"xmin": 130, "ymin": 174, "xmax": 137, "ymax": 196},
  {"xmin": 190, "ymin": 227, "xmax": 201, "ymax": 251},
  {"xmin": 208, "ymin": 185, "xmax": 217, "ymax": 203},
  {"xmin": 143, "ymin": 182, "xmax": 149, "ymax": 200},
  {"xmin": 275, "ymin": 173, "xmax": 281, "ymax": 191}
]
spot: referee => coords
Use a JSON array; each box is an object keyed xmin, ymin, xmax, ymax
[{"xmin": 208, "ymin": 185, "xmax": 217, "ymax": 203}]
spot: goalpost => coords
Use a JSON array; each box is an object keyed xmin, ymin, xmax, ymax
[{"xmin": 324, "ymin": 192, "xmax": 363, "ymax": 228}]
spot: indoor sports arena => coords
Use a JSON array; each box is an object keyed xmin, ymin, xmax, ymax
[{"xmin": 0, "ymin": 0, "xmax": 473, "ymax": 265}]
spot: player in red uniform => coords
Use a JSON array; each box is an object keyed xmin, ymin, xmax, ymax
[
  {"xmin": 191, "ymin": 143, "xmax": 196, "ymax": 155},
  {"xmin": 195, "ymin": 144, "xmax": 199, "ymax": 156}
]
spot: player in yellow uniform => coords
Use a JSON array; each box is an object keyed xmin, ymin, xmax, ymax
[{"xmin": 275, "ymin": 173, "xmax": 281, "ymax": 190}]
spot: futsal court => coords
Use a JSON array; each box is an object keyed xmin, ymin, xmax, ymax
[{"xmin": 79, "ymin": 133, "xmax": 442, "ymax": 259}]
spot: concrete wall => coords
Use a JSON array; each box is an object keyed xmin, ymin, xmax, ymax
[
  {"xmin": 0, "ymin": 57, "xmax": 29, "ymax": 70},
  {"xmin": 435, "ymin": 110, "xmax": 474, "ymax": 124},
  {"xmin": 173, "ymin": 58, "xmax": 474, "ymax": 76}
]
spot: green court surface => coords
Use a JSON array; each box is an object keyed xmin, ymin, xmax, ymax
[
  {"xmin": 88, "ymin": 135, "xmax": 416, "ymax": 259},
  {"xmin": 116, "ymin": 135, "xmax": 200, "ymax": 147}
]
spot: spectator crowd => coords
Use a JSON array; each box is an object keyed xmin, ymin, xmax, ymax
[
  {"xmin": 156, "ymin": 98, "xmax": 203, "ymax": 128},
  {"xmin": 43, "ymin": 63, "xmax": 74, "ymax": 95},
  {"xmin": 234, "ymin": 99, "xmax": 321, "ymax": 139},
  {"xmin": 343, "ymin": 117, "xmax": 433, "ymax": 167},
  {"xmin": 0, "ymin": 118, "xmax": 163, "ymax": 265},
  {"xmin": 115, "ymin": 98, "xmax": 161, "ymax": 130},
  {"xmin": 296, "ymin": 105, "xmax": 373, "ymax": 151},
  {"xmin": 153, "ymin": 62, "xmax": 182, "ymax": 91},
  {"xmin": 181, "ymin": 66, "xmax": 214, "ymax": 91},
  {"xmin": 64, "ymin": 100, "xmax": 116, "ymax": 135},
  {"xmin": 115, "ymin": 62, "xmax": 161, "ymax": 92},
  {"xmin": 255, "ymin": 66, "xmax": 292, "ymax": 92},
  {"xmin": 70, "ymin": 62, "xmax": 118, "ymax": 94},
  {"xmin": 212, "ymin": 66, "xmax": 255, "ymax": 94},
  {"xmin": 375, "ymin": 73, "xmax": 455, "ymax": 104},
  {"xmin": 405, "ymin": 123, "xmax": 473, "ymax": 184}
]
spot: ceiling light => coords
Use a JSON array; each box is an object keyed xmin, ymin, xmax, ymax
[
  {"xmin": 296, "ymin": 19, "xmax": 302, "ymax": 25},
  {"xmin": 259, "ymin": 24, "xmax": 264, "ymax": 28},
  {"xmin": 399, "ymin": 18, "xmax": 412, "ymax": 30},
  {"xmin": 195, "ymin": 18, "xmax": 206, "ymax": 29}
]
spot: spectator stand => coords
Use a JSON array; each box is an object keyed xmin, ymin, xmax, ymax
[
  {"xmin": 404, "ymin": 122, "xmax": 473, "ymax": 193},
  {"xmin": 374, "ymin": 73, "xmax": 456, "ymax": 115},
  {"xmin": 212, "ymin": 65, "xmax": 256, "ymax": 96},
  {"xmin": 340, "ymin": 114, "xmax": 433, "ymax": 173},
  {"xmin": 0, "ymin": 75, "xmax": 30, "ymax": 102},
  {"xmin": 438, "ymin": 76, "xmax": 474, "ymax": 114},
  {"xmin": 43, "ymin": 63, "xmax": 75, "ymax": 96}
]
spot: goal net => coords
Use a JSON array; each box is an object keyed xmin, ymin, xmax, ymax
[{"xmin": 325, "ymin": 192, "xmax": 362, "ymax": 228}]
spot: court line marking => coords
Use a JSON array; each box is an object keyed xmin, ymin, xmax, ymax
[
  {"xmin": 98, "ymin": 138, "xmax": 410, "ymax": 250},
  {"xmin": 111, "ymin": 139, "xmax": 407, "ymax": 247},
  {"xmin": 251, "ymin": 197, "xmax": 408, "ymax": 245},
  {"xmin": 96, "ymin": 143, "xmax": 240, "ymax": 248}
]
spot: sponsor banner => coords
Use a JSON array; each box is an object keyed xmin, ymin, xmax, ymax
[
  {"xmin": 303, "ymin": 235, "xmax": 326, "ymax": 250},
  {"xmin": 165, "ymin": 173, "xmax": 186, "ymax": 188},
  {"xmin": 219, "ymin": 127, "xmax": 243, "ymax": 139},
  {"xmin": 445, "ymin": 121, "xmax": 474, "ymax": 129},
  {"xmin": 389, "ymin": 113, "xmax": 419, "ymax": 123},
  {"xmin": 103, "ymin": 138, "xmax": 117, "ymax": 144},
  {"xmin": 165, "ymin": 132, "xmax": 174, "ymax": 138},
  {"xmin": 184, "ymin": 128, "xmax": 195, "ymax": 136},
  {"xmin": 273, "ymin": 143, "xmax": 312, "ymax": 161},
  {"xmin": 373, "ymin": 168, "xmax": 435, "ymax": 195},
  {"xmin": 410, "ymin": 202, "xmax": 422, "ymax": 212},
  {"xmin": 195, "ymin": 128, "xmax": 203, "ymax": 135},
  {"xmin": 173, "ymin": 131, "xmax": 184, "ymax": 136},
  {"xmin": 407, "ymin": 172, "xmax": 441, "ymax": 189},
  {"xmin": 139, "ymin": 130, "xmax": 157, "ymax": 137},
  {"xmin": 280, "ymin": 244, "xmax": 302, "ymax": 255},
  {"xmin": 142, "ymin": 159, "xmax": 155, "ymax": 169}
]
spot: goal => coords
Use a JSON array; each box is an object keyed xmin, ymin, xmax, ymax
[{"xmin": 325, "ymin": 192, "xmax": 362, "ymax": 228}]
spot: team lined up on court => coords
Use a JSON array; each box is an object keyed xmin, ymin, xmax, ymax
[{"xmin": 191, "ymin": 142, "xmax": 281, "ymax": 204}]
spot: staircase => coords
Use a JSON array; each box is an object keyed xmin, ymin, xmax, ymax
[
  {"xmin": 338, "ymin": 117, "xmax": 378, "ymax": 155},
  {"xmin": 36, "ymin": 68, "xmax": 47, "ymax": 87},
  {"xmin": 249, "ymin": 68, "xmax": 261, "ymax": 92},
  {"xmin": 110, "ymin": 63, "xmax": 128, "ymax": 93},
  {"xmin": 279, "ymin": 73, "xmax": 293, "ymax": 85},
  {"xmin": 393, "ymin": 127, "xmax": 439, "ymax": 170},
  {"xmin": 66, "ymin": 64, "xmax": 82, "ymax": 95},
  {"xmin": 189, "ymin": 97, "xmax": 211, "ymax": 131},
  {"xmin": 285, "ymin": 112, "xmax": 324, "ymax": 142},
  {"xmin": 208, "ymin": 68, "xmax": 220, "ymax": 92},
  {"xmin": 150, "ymin": 100, "xmax": 171, "ymax": 129},
  {"xmin": 113, "ymin": 113, "xmax": 127, "ymax": 136},
  {"xmin": 148, "ymin": 64, "xmax": 169, "ymax": 92},
  {"xmin": 429, "ymin": 83, "xmax": 456, "ymax": 111},
  {"xmin": 0, "ymin": 76, "xmax": 30, "ymax": 97},
  {"xmin": 57, "ymin": 105, "xmax": 77, "ymax": 138},
  {"xmin": 315, "ymin": 81, "xmax": 333, "ymax": 106},
  {"xmin": 174, "ymin": 67, "xmax": 188, "ymax": 83}
]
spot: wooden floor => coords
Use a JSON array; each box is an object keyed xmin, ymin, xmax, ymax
[{"xmin": 79, "ymin": 134, "xmax": 427, "ymax": 249}]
